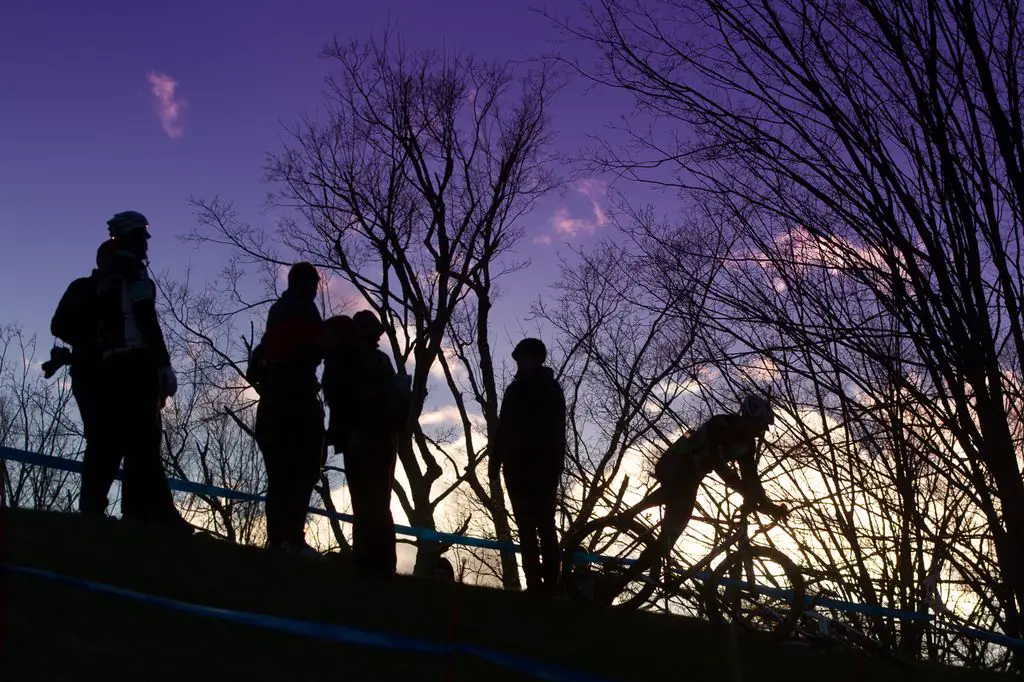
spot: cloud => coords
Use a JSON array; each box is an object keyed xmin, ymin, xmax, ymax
[
  {"xmin": 534, "ymin": 178, "xmax": 610, "ymax": 244},
  {"xmin": 419, "ymin": 405, "xmax": 466, "ymax": 426},
  {"xmin": 550, "ymin": 207, "xmax": 597, "ymax": 237},
  {"xmin": 575, "ymin": 178, "xmax": 609, "ymax": 224},
  {"xmin": 147, "ymin": 71, "xmax": 185, "ymax": 139}
]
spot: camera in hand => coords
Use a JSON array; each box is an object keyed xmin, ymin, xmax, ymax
[{"xmin": 41, "ymin": 346, "xmax": 73, "ymax": 379}]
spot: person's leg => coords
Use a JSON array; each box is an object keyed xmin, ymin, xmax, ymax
[
  {"xmin": 629, "ymin": 481, "xmax": 698, "ymax": 576},
  {"xmin": 256, "ymin": 401, "xmax": 288, "ymax": 546},
  {"xmin": 287, "ymin": 399, "xmax": 325, "ymax": 546},
  {"xmin": 114, "ymin": 358, "xmax": 147, "ymax": 520},
  {"xmin": 506, "ymin": 474, "xmax": 543, "ymax": 592},
  {"xmin": 366, "ymin": 443, "xmax": 396, "ymax": 576},
  {"xmin": 537, "ymin": 475, "xmax": 561, "ymax": 593},
  {"xmin": 652, "ymin": 482, "xmax": 699, "ymax": 563},
  {"xmin": 120, "ymin": 356, "xmax": 182, "ymax": 528},
  {"xmin": 75, "ymin": 377, "xmax": 118, "ymax": 517},
  {"xmin": 102, "ymin": 357, "xmax": 143, "ymax": 519},
  {"xmin": 345, "ymin": 442, "xmax": 372, "ymax": 571}
]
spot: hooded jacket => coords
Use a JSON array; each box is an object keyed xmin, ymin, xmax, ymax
[
  {"xmin": 322, "ymin": 343, "xmax": 409, "ymax": 448},
  {"xmin": 491, "ymin": 366, "xmax": 567, "ymax": 480}
]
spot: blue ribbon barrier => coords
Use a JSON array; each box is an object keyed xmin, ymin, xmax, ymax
[
  {"xmin": 0, "ymin": 447, "xmax": 514, "ymax": 552},
  {"xmin": 4, "ymin": 445, "xmax": 1024, "ymax": 649},
  {"xmin": 2, "ymin": 563, "xmax": 613, "ymax": 682}
]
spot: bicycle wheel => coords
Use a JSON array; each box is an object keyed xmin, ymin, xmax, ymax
[
  {"xmin": 702, "ymin": 546, "xmax": 805, "ymax": 639},
  {"xmin": 561, "ymin": 517, "xmax": 661, "ymax": 610}
]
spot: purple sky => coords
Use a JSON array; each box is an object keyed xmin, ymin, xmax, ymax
[{"xmin": 1, "ymin": 0, "xmax": 652, "ymax": 357}]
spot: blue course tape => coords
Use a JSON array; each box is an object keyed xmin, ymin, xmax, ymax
[
  {"xmin": 948, "ymin": 625, "xmax": 1024, "ymax": 650},
  {"xmin": 2, "ymin": 563, "xmax": 614, "ymax": 682},
  {"xmin": 0, "ymin": 447, "xmax": 514, "ymax": 551},
  {"xmin": 3, "ymin": 445, "xmax": 1023, "ymax": 648}
]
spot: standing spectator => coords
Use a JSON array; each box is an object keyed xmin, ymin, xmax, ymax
[
  {"xmin": 94, "ymin": 211, "xmax": 189, "ymax": 533},
  {"xmin": 321, "ymin": 314, "xmax": 357, "ymax": 455},
  {"xmin": 489, "ymin": 338, "xmax": 567, "ymax": 598},
  {"xmin": 323, "ymin": 309, "xmax": 409, "ymax": 578},
  {"xmin": 47, "ymin": 239, "xmax": 119, "ymax": 516},
  {"xmin": 254, "ymin": 262, "xmax": 326, "ymax": 556}
]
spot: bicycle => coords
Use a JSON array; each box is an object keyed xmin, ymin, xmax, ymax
[
  {"xmin": 561, "ymin": 493, "xmax": 805, "ymax": 639},
  {"xmin": 789, "ymin": 591, "xmax": 905, "ymax": 664}
]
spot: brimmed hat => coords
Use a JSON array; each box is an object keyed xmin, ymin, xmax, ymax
[{"xmin": 352, "ymin": 310, "xmax": 385, "ymax": 337}]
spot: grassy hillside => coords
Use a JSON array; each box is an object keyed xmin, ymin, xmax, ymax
[{"xmin": 0, "ymin": 509, "xmax": 1010, "ymax": 681}]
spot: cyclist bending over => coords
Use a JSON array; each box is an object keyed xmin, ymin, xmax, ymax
[{"xmin": 631, "ymin": 395, "xmax": 788, "ymax": 577}]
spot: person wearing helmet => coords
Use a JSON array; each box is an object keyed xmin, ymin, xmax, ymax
[
  {"xmin": 489, "ymin": 337, "xmax": 567, "ymax": 598},
  {"xmin": 632, "ymin": 395, "xmax": 788, "ymax": 577},
  {"xmin": 47, "ymin": 239, "xmax": 119, "ymax": 516},
  {"xmin": 254, "ymin": 262, "xmax": 328, "ymax": 557},
  {"xmin": 94, "ymin": 211, "xmax": 189, "ymax": 532},
  {"xmin": 327, "ymin": 309, "xmax": 409, "ymax": 578}
]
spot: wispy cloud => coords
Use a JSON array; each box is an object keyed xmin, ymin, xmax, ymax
[
  {"xmin": 147, "ymin": 71, "xmax": 185, "ymax": 139},
  {"xmin": 574, "ymin": 178, "xmax": 609, "ymax": 225},
  {"xmin": 534, "ymin": 178, "xmax": 609, "ymax": 244}
]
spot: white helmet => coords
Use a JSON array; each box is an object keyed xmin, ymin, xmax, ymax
[
  {"xmin": 740, "ymin": 395, "xmax": 775, "ymax": 426},
  {"xmin": 107, "ymin": 210, "xmax": 150, "ymax": 239}
]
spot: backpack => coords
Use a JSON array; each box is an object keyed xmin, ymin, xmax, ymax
[
  {"xmin": 246, "ymin": 341, "xmax": 268, "ymax": 391},
  {"xmin": 51, "ymin": 275, "xmax": 98, "ymax": 350}
]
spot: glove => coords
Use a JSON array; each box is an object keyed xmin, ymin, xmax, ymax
[
  {"xmin": 41, "ymin": 347, "xmax": 73, "ymax": 380},
  {"xmin": 161, "ymin": 365, "xmax": 178, "ymax": 400}
]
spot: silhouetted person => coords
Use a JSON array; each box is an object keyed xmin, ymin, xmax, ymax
[
  {"xmin": 634, "ymin": 396, "xmax": 787, "ymax": 577},
  {"xmin": 321, "ymin": 314, "xmax": 357, "ymax": 454},
  {"xmin": 95, "ymin": 211, "xmax": 189, "ymax": 532},
  {"xmin": 490, "ymin": 338, "xmax": 566, "ymax": 598},
  {"xmin": 323, "ymin": 310, "xmax": 409, "ymax": 578},
  {"xmin": 254, "ymin": 262, "xmax": 326, "ymax": 556},
  {"xmin": 49, "ymin": 240, "xmax": 119, "ymax": 516}
]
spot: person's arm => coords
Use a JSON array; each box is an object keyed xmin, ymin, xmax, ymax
[
  {"xmin": 125, "ymin": 270, "xmax": 171, "ymax": 368},
  {"xmin": 299, "ymin": 300, "xmax": 326, "ymax": 364},
  {"xmin": 379, "ymin": 352, "xmax": 411, "ymax": 429},
  {"xmin": 488, "ymin": 391, "xmax": 509, "ymax": 481},
  {"xmin": 736, "ymin": 448, "xmax": 786, "ymax": 518},
  {"xmin": 707, "ymin": 426, "xmax": 773, "ymax": 510},
  {"xmin": 321, "ymin": 357, "xmax": 338, "ymax": 405},
  {"xmin": 550, "ymin": 380, "xmax": 567, "ymax": 476}
]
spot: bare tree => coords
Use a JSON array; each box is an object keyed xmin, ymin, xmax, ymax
[
  {"xmin": 554, "ymin": 0, "xmax": 1024, "ymax": 666},
  {"xmin": 191, "ymin": 36, "xmax": 560, "ymax": 579},
  {"xmin": 535, "ymin": 209, "xmax": 724, "ymax": 526},
  {"xmin": 0, "ymin": 325, "xmax": 81, "ymax": 511}
]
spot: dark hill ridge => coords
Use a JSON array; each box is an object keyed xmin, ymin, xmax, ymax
[{"xmin": 0, "ymin": 509, "xmax": 1011, "ymax": 681}]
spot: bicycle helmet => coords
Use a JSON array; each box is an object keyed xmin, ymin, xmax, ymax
[
  {"xmin": 107, "ymin": 211, "xmax": 150, "ymax": 239},
  {"xmin": 740, "ymin": 395, "xmax": 775, "ymax": 427}
]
